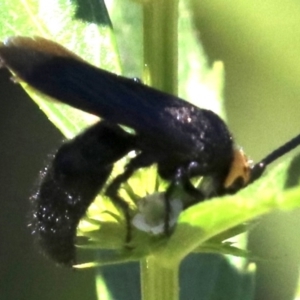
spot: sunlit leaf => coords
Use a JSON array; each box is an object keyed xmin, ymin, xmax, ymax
[{"xmin": 0, "ymin": 0, "xmax": 120, "ymax": 137}]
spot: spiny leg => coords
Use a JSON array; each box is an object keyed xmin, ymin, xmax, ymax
[
  {"xmin": 105, "ymin": 167, "xmax": 136, "ymax": 243},
  {"xmin": 105, "ymin": 153, "xmax": 155, "ymax": 243}
]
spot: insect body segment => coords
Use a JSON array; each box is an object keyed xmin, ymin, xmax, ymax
[
  {"xmin": 1, "ymin": 36, "xmax": 300, "ymax": 266},
  {"xmin": 31, "ymin": 121, "xmax": 135, "ymax": 265}
]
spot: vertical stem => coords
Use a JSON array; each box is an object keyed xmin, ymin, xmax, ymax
[
  {"xmin": 142, "ymin": 2, "xmax": 180, "ymax": 300},
  {"xmin": 143, "ymin": 0, "xmax": 178, "ymax": 95},
  {"xmin": 141, "ymin": 256, "xmax": 179, "ymax": 300}
]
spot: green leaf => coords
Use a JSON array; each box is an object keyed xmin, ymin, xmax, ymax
[
  {"xmin": 0, "ymin": 0, "xmax": 121, "ymax": 138},
  {"xmin": 155, "ymin": 156, "xmax": 300, "ymax": 266},
  {"xmin": 178, "ymin": 1, "xmax": 226, "ymax": 118},
  {"xmin": 74, "ymin": 152, "xmax": 300, "ymax": 273}
]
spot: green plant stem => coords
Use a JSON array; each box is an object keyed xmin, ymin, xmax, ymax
[
  {"xmin": 143, "ymin": 0, "xmax": 178, "ymax": 95},
  {"xmin": 141, "ymin": 256, "xmax": 179, "ymax": 300},
  {"xmin": 142, "ymin": 1, "xmax": 179, "ymax": 300}
]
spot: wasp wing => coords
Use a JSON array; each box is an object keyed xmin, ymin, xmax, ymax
[{"xmin": 0, "ymin": 37, "xmax": 232, "ymax": 162}]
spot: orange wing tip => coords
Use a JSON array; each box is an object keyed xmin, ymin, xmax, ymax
[{"xmin": 2, "ymin": 36, "xmax": 84, "ymax": 61}]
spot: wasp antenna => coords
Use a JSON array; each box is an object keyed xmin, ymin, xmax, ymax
[
  {"xmin": 250, "ymin": 133, "xmax": 300, "ymax": 184},
  {"xmin": 260, "ymin": 133, "xmax": 300, "ymax": 167}
]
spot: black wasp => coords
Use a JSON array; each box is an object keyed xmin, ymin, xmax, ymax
[{"xmin": 0, "ymin": 37, "xmax": 299, "ymax": 266}]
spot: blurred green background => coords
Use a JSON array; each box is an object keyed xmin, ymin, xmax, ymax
[
  {"xmin": 191, "ymin": 1, "xmax": 300, "ymax": 300},
  {"xmin": 0, "ymin": 0, "xmax": 300, "ymax": 299}
]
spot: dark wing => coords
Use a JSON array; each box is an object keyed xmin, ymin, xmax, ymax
[{"xmin": 0, "ymin": 37, "xmax": 232, "ymax": 155}]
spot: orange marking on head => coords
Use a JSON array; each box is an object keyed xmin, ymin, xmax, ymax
[{"xmin": 224, "ymin": 148, "xmax": 251, "ymax": 188}]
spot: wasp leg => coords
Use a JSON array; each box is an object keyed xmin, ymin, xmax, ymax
[
  {"xmin": 164, "ymin": 166, "xmax": 206, "ymax": 234},
  {"xmin": 105, "ymin": 153, "xmax": 155, "ymax": 242}
]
